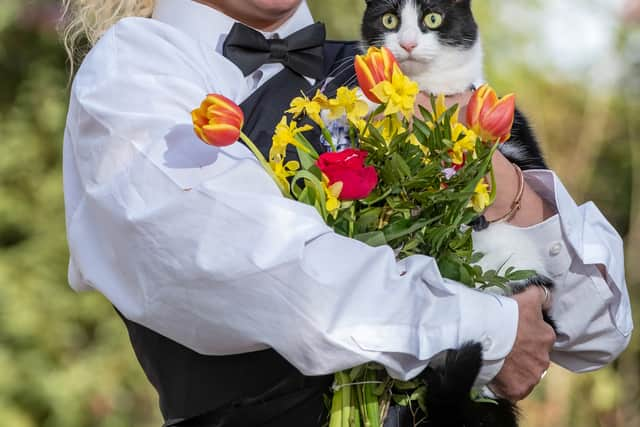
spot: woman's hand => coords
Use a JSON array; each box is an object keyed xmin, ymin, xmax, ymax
[
  {"xmin": 485, "ymin": 150, "xmax": 556, "ymax": 227},
  {"xmin": 414, "ymin": 90, "xmax": 555, "ymax": 227}
]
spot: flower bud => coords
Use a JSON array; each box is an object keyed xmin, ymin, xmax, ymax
[
  {"xmin": 466, "ymin": 84, "xmax": 516, "ymax": 143},
  {"xmin": 192, "ymin": 94, "xmax": 244, "ymax": 147},
  {"xmin": 354, "ymin": 46, "xmax": 399, "ymax": 104}
]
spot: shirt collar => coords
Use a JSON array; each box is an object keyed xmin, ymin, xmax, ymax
[{"xmin": 152, "ymin": 0, "xmax": 315, "ymax": 53}]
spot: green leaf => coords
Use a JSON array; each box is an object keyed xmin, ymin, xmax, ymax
[
  {"xmin": 384, "ymin": 218, "xmax": 434, "ymax": 243},
  {"xmin": 390, "ymin": 153, "xmax": 412, "ymax": 180},
  {"xmin": 506, "ymin": 269, "xmax": 538, "ymax": 281},
  {"xmin": 296, "ymin": 146, "xmax": 317, "ymax": 170},
  {"xmin": 438, "ymin": 256, "xmax": 461, "ymax": 282},
  {"xmin": 355, "ymin": 208, "xmax": 382, "ymax": 233},
  {"xmin": 349, "ymin": 365, "xmax": 365, "ymax": 381},
  {"xmin": 294, "ymin": 133, "xmax": 319, "ymax": 158},
  {"xmin": 410, "ymin": 386, "xmax": 427, "ymax": 402},
  {"xmin": 418, "ymin": 105, "xmax": 433, "ymax": 122},
  {"xmin": 392, "ymin": 394, "xmax": 411, "ymax": 406},
  {"xmin": 353, "ymin": 231, "xmax": 387, "ymax": 247},
  {"xmin": 394, "ymin": 380, "xmax": 422, "ymax": 391},
  {"xmin": 291, "ymin": 170, "xmax": 327, "ymax": 219},
  {"xmin": 362, "ymin": 187, "xmax": 393, "ymax": 206},
  {"xmin": 470, "ymin": 252, "xmax": 485, "ymax": 264},
  {"xmin": 412, "ymin": 119, "xmax": 432, "ymax": 141}
]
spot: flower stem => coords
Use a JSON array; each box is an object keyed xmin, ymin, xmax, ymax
[
  {"xmin": 487, "ymin": 142, "xmax": 500, "ymax": 205},
  {"xmin": 363, "ymin": 368, "xmax": 380, "ymax": 427},
  {"xmin": 239, "ymin": 132, "xmax": 292, "ymax": 199},
  {"xmin": 340, "ymin": 372, "xmax": 352, "ymax": 426},
  {"xmin": 321, "ymin": 126, "xmax": 337, "ymax": 152},
  {"xmin": 329, "ymin": 373, "xmax": 344, "ymax": 427}
]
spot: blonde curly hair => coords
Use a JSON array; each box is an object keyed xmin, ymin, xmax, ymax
[{"xmin": 60, "ymin": 0, "xmax": 155, "ymax": 73}]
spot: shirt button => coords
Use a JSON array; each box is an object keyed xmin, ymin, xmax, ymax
[{"xmin": 549, "ymin": 242, "xmax": 563, "ymax": 256}]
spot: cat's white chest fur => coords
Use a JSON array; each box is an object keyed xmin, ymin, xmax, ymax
[
  {"xmin": 382, "ymin": 2, "xmax": 485, "ymax": 95},
  {"xmin": 405, "ymin": 38, "xmax": 484, "ymax": 94}
]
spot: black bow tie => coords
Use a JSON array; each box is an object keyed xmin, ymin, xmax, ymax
[{"xmin": 223, "ymin": 22, "xmax": 326, "ymax": 80}]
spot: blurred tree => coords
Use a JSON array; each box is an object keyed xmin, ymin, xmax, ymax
[{"xmin": 0, "ymin": 1, "xmax": 161, "ymax": 426}]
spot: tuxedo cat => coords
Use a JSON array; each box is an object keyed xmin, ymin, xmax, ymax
[
  {"xmin": 360, "ymin": 1, "xmax": 555, "ymax": 426},
  {"xmin": 361, "ymin": 0, "xmax": 547, "ymax": 171}
]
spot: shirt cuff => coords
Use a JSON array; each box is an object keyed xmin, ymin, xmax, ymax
[
  {"xmin": 446, "ymin": 279, "xmax": 519, "ymax": 385},
  {"xmin": 523, "ymin": 169, "xmax": 631, "ymax": 335}
]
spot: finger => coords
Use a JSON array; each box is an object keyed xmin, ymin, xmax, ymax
[
  {"xmin": 538, "ymin": 285, "xmax": 552, "ymax": 309},
  {"xmin": 543, "ymin": 323, "xmax": 557, "ymax": 348}
]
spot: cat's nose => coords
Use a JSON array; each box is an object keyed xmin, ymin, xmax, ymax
[{"xmin": 400, "ymin": 41, "xmax": 417, "ymax": 53}]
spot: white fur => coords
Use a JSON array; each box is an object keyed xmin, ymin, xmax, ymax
[
  {"xmin": 383, "ymin": 1, "xmax": 485, "ymax": 95},
  {"xmin": 498, "ymin": 142, "xmax": 526, "ymax": 161}
]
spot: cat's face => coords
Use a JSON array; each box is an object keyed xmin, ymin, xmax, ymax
[{"xmin": 361, "ymin": 0, "xmax": 482, "ymax": 94}]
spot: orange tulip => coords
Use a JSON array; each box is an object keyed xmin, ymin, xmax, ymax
[
  {"xmin": 354, "ymin": 46, "xmax": 399, "ymax": 103},
  {"xmin": 466, "ymin": 84, "xmax": 516, "ymax": 143},
  {"xmin": 192, "ymin": 94, "xmax": 244, "ymax": 147}
]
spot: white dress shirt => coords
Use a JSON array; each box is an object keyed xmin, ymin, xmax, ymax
[{"xmin": 62, "ymin": 0, "xmax": 632, "ymax": 384}]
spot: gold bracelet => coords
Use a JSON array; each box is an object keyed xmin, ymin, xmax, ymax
[{"xmin": 487, "ymin": 163, "xmax": 525, "ymax": 224}]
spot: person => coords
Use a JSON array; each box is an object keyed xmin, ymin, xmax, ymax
[{"xmin": 60, "ymin": 0, "xmax": 632, "ymax": 425}]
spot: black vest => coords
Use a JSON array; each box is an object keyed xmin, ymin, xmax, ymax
[{"xmin": 119, "ymin": 40, "xmax": 361, "ymax": 427}]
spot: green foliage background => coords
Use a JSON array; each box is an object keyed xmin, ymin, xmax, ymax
[{"xmin": 0, "ymin": 0, "xmax": 637, "ymax": 426}]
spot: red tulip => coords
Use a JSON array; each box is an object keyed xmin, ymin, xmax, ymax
[
  {"xmin": 316, "ymin": 149, "xmax": 378, "ymax": 200},
  {"xmin": 466, "ymin": 84, "xmax": 516, "ymax": 143},
  {"xmin": 354, "ymin": 46, "xmax": 399, "ymax": 104},
  {"xmin": 192, "ymin": 94, "xmax": 244, "ymax": 147}
]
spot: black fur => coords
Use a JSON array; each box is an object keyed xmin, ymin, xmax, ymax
[
  {"xmin": 501, "ymin": 109, "xmax": 547, "ymax": 171},
  {"xmin": 411, "ymin": 276, "xmax": 556, "ymax": 427}
]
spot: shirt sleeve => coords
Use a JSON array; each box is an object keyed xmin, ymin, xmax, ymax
[
  {"xmin": 63, "ymin": 21, "xmax": 518, "ymax": 382},
  {"xmin": 472, "ymin": 169, "xmax": 633, "ymax": 372}
]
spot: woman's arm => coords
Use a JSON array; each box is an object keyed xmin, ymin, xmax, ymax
[{"xmin": 416, "ymin": 89, "xmax": 632, "ymax": 394}]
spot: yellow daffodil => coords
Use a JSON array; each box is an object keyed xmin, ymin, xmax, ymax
[
  {"xmin": 370, "ymin": 66, "xmax": 419, "ymax": 119},
  {"xmin": 270, "ymin": 160, "xmax": 300, "ymax": 191},
  {"xmin": 469, "ymin": 179, "xmax": 491, "ymax": 213},
  {"xmin": 408, "ymin": 133, "xmax": 431, "ymax": 161},
  {"xmin": 434, "ymin": 93, "xmax": 460, "ymax": 124},
  {"xmin": 425, "ymin": 94, "xmax": 460, "ymax": 130},
  {"xmin": 328, "ymin": 87, "xmax": 369, "ymax": 125},
  {"xmin": 321, "ymin": 173, "xmax": 343, "ymax": 218},
  {"xmin": 450, "ymin": 123, "xmax": 477, "ymax": 165},
  {"xmin": 312, "ymin": 90, "xmax": 331, "ymax": 109},
  {"xmin": 287, "ymin": 90, "xmax": 328, "ymax": 127},
  {"xmin": 354, "ymin": 118, "xmax": 369, "ymax": 136},
  {"xmin": 358, "ymin": 115, "xmax": 406, "ymax": 146},
  {"xmin": 369, "ymin": 115, "xmax": 406, "ymax": 142},
  {"xmin": 270, "ymin": 116, "xmax": 313, "ymax": 163}
]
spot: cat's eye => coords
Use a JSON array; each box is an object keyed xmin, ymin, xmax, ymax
[
  {"xmin": 423, "ymin": 12, "xmax": 444, "ymax": 29},
  {"xmin": 381, "ymin": 13, "xmax": 399, "ymax": 30}
]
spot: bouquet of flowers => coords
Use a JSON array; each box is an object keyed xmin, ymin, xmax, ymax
[{"xmin": 191, "ymin": 47, "xmax": 533, "ymax": 427}]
